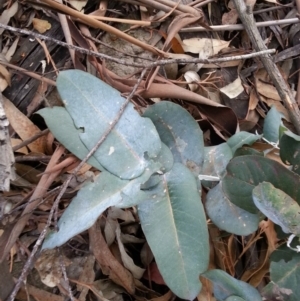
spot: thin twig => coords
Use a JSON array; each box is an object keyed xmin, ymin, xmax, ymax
[
  {"xmin": 0, "ymin": 23, "xmax": 276, "ymax": 70},
  {"xmin": 180, "ymin": 18, "xmax": 300, "ymax": 32},
  {"xmin": 7, "ymin": 68, "xmax": 148, "ymax": 301},
  {"xmin": 233, "ymin": 0, "xmax": 300, "ymax": 134},
  {"xmin": 0, "ymin": 60, "xmax": 56, "ymax": 86},
  {"xmin": 59, "ymin": 251, "xmax": 75, "ymax": 301}
]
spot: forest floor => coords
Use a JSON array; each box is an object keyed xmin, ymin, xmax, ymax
[{"xmin": 0, "ymin": 0, "xmax": 300, "ymax": 301}]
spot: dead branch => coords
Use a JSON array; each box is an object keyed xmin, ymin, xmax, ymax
[{"xmin": 232, "ymin": 0, "xmax": 300, "ymax": 135}]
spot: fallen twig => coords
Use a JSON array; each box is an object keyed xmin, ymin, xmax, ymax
[
  {"xmin": 181, "ymin": 17, "xmax": 300, "ymax": 32},
  {"xmin": 0, "ymin": 23, "xmax": 276, "ymax": 69}
]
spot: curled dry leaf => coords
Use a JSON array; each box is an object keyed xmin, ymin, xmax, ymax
[
  {"xmin": 116, "ymin": 225, "xmax": 145, "ymax": 279},
  {"xmin": 184, "ymin": 71, "xmax": 200, "ymax": 92},
  {"xmin": 3, "ymin": 96, "xmax": 45, "ymax": 153},
  {"xmin": 32, "ymin": 18, "xmax": 51, "ymax": 33}
]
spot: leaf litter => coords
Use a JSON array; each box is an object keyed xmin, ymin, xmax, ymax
[{"xmin": 1, "ymin": 0, "xmax": 300, "ymax": 300}]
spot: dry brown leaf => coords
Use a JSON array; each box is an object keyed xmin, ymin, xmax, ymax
[
  {"xmin": 104, "ymin": 215, "xmax": 118, "ymax": 246},
  {"xmin": 255, "ymin": 69, "xmax": 284, "ymax": 101},
  {"xmin": 17, "ymin": 283, "xmax": 65, "ymax": 301},
  {"xmin": 260, "ymin": 96, "xmax": 291, "ymax": 122},
  {"xmin": 77, "ymin": 255, "xmax": 95, "ymax": 301},
  {"xmin": 3, "ymin": 96, "xmax": 45, "ymax": 153},
  {"xmin": 89, "ymin": 223, "xmax": 135, "ymax": 294},
  {"xmin": 249, "ymin": 89, "xmax": 259, "ymax": 110},
  {"xmin": 116, "ymin": 225, "xmax": 145, "ymax": 279},
  {"xmin": 35, "ymin": 249, "xmax": 70, "ymax": 287},
  {"xmin": 141, "ymin": 242, "xmax": 153, "ymax": 267},
  {"xmin": 240, "ymin": 109, "xmax": 260, "ymax": 132},
  {"xmin": 32, "ymin": 18, "xmax": 52, "ymax": 33},
  {"xmin": 222, "ymin": 8, "xmax": 238, "ymax": 25},
  {"xmin": 0, "ymin": 64, "xmax": 11, "ymax": 87},
  {"xmin": 10, "ymin": 138, "xmax": 28, "ymax": 154}
]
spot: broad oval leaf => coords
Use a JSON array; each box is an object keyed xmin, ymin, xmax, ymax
[
  {"xmin": 263, "ymin": 255, "xmax": 300, "ymax": 301},
  {"xmin": 143, "ymin": 101, "xmax": 204, "ymax": 176},
  {"xmin": 37, "ymin": 106, "xmax": 104, "ymax": 171},
  {"xmin": 42, "ymin": 165, "xmax": 156, "ymax": 250},
  {"xmin": 200, "ymin": 143, "xmax": 232, "ymax": 187},
  {"xmin": 202, "ymin": 269, "xmax": 262, "ymax": 301},
  {"xmin": 225, "ymin": 297, "xmax": 246, "ymax": 301},
  {"xmin": 252, "ymin": 182, "xmax": 300, "ymax": 234},
  {"xmin": 279, "ymin": 126, "xmax": 300, "ymax": 175},
  {"xmin": 206, "ymin": 183, "xmax": 259, "ymax": 235},
  {"xmin": 56, "ymin": 70, "xmax": 161, "ymax": 180},
  {"xmin": 263, "ymin": 106, "xmax": 283, "ymax": 144},
  {"xmin": 138, "ymin": 163, "xmax": 209, "ymax": 300},
  {"xmin": 227, "ymin": 131, "xmax": 262, "ymax": 154},
  {"xmin": 222, "ymin": 155, "xmax": 300, "ymax": 213}
]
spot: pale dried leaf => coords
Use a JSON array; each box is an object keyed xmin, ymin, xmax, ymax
[
  {"xmin": 0, "ymin": 65, "xmax": 11, "ymax": 86},
  {"xmin": 4, "ymin": 37, "xmax": 19, "ymax": 62},
  {"xmin": 220, "ymin": 77, "xmax": 244, "ymax": 99},
  {"xmin": 0, "ymin": 2, "xmax": 18, "ymax": 35},
  {"xmin": 69, "ymin": 0, "xmax": 87, "ymax": 11},
  {"xmin": 182, "ymin": 38, "xmax": 230, "ymax": 55},
  {"xmin": 184, "ymin": 71, "xmax": 200, "ymax": 92}
]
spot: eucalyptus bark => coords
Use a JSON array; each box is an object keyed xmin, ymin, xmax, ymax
[{"xmin": 233, "ymin": 0, "xmax": 300, "ymax": 134}]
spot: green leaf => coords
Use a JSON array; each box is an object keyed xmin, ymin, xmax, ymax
[
  {"xmin": 227, "ymin": 131, "xmax": 262, "ymax": 154},
  {"xmin": 233, "ymin": 147, "xmax": 263, "ymax": 157},
  {"xmin": 56, "ymin": 70, "xmax": 161, "ymax": 180},
  {"xmin": 262, "ymin": 256, "xmax": 300, "ymax": 301},
  {"xmin": 141, "ymin": 143, "xmax": 174, "ymax": 190},
  {"xmin": 202, "ymin": 269, "xmax": 262, "ymax": 301},
  {"xmin": 153, "ymin": 142, "xmax": 174, "ymax": 174},
  {"xmin": 138, "ymin": 163, "xmax": 209, "ymax": 300},
  {"xmin": 42, "ymin": 165, "xmax": 156, "ymax": 249},
  {"xmin": 37, "ymin": 107, "xmax": 104, "ymax": 171},
  {"xmin": 225, "ymin": 297, "xmax": 246, "ymax": 301},
  {"xmin": 222, "ymin": 155, "xmax": 300, "ymax": 213},
  {"xmin": 200, "ymin": 143, "xmax": 232, "ymax": 186},
  {"xmin": 279, "ymin": 126, "xmax": 300, "ymax": 175},
  {"xmin": 252, "ymin": 182, "xmax": 300, "ymax": 234},
  {"xmin": 143, "ymin": 101, "xmax": 204, "ymax": 176},
  {"xmin": 206, "ymin": 183, "xmax": 259, "ymax": 235},
  {"xmin": 263, "ymin": 106, "xmax": 283, "ymax": 144}
]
